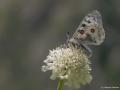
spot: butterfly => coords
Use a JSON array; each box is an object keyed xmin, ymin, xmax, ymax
[{"xmin": 67, "ymin": 10, "xmax": 105, "ymax": 57}]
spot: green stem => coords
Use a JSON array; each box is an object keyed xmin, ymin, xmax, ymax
[{"xmin": 57, "ymin": 79, "xmax": 64, "ymax": 90}]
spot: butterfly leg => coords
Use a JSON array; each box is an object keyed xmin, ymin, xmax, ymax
[{"xmin": 80, "ymin": 44, "xmax": 92, "ymax": 58}]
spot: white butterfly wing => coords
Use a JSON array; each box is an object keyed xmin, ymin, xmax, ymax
[{"xmin": 71, "ymin": 10, "xmax": 105, "ymax": 45}]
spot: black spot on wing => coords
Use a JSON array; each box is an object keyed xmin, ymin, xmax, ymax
[{"xmin": 81, "ymin": 24, "xmax": 86, "ymax": 27}]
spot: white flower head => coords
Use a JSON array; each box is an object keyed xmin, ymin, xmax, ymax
[{"xmin": 41, "ymin": 45, "xmax": 92, "ymax": 88}]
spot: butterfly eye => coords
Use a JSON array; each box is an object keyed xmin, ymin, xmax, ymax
[
  {"xmin": 90, "ymin": 28, "xmax": 95, "ymax": 33},
  {"xmin": 78, "ymin": 29, "xmax": 84, "ymax": 34}
]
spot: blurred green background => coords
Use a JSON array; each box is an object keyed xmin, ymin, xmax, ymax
[{"xmin": 0, "ymin": 0, "xmax": 120, "ymax": 90}]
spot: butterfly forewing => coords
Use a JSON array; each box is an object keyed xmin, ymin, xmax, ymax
[{"xmin": 71, "ymin": 10, "xmax": 105, "ymax": 46}]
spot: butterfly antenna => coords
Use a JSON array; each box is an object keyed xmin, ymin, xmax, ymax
[
  {"xmin": 66, "ymin": 32, "xmax": 70, "ymax": 44},
  {"xmin": 67, "ymin": 32, "xmax": 70, "ymax": 40}
]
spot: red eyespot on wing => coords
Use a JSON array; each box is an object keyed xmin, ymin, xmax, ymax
[
  {"xmin": 91, "ymin": 28, "xmax": 95, "ymax": 33},
  {"xmin": 78, "ymin": 29, "xmax": 84, "ymax": 34}
]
